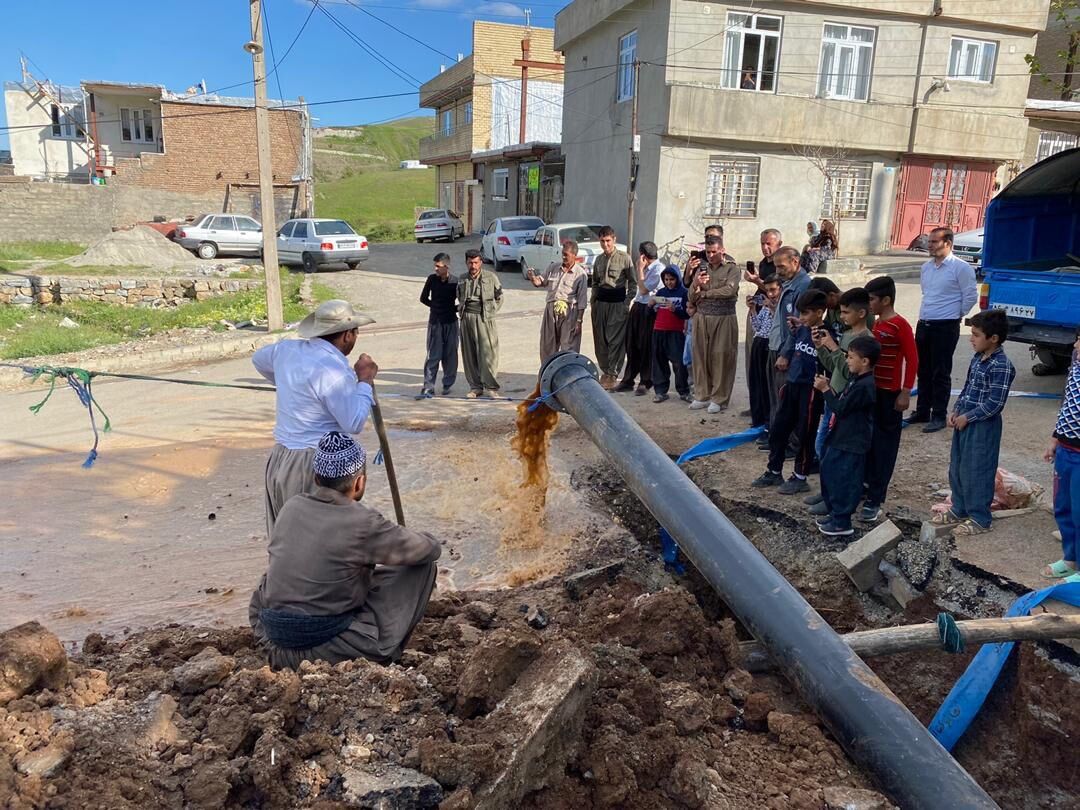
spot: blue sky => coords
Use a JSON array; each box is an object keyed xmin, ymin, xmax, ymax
[{"xmin": 0, "ymin": 0, "xmax": 560, "ymax": 148}]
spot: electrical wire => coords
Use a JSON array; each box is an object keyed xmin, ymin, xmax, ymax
[{"xmin": 315, "ymin": 1, "xmax": 422, "ymax": 87}]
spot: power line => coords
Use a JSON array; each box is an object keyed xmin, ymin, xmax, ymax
[
  {"xmin": 315, "ymin": 2, "xmax": 422, "ymax": 87},
  {"xmin": 262, "ymin": 0, "xmax": 302, "ymax": 165}
]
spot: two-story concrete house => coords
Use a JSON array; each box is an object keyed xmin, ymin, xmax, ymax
[
  {"xmin": 419, "ymin": 21, "xmax": 565, "ymax": 233},
  {"xmin": 554, "ymin": 0, "xmax": 1049, "ymax": 259}
]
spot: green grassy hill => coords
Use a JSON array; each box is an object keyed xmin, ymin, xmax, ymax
[{"xmin": 313, "ymin": 116, "xmax": 438, "ymax": 241}]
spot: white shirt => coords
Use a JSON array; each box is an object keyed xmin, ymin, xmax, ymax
[
  {"xmin": 632, "ymin": 259, "xmax": 664, "ymax": 305},
  {"xmin": 919, "ymin": 252, "xmax": 978, "ymax": 321},
  {"xmin": 253, "ymin": 338, "xmax": 374, "ymax": 450}
]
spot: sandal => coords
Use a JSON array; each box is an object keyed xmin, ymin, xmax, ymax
[
  {"xmin": 1042, "ymin": 559, "xmax": 1079, "ymax": 579},
  {"xmin": 931, "ymin": 510, "xmax": 963, "ymax": 526},
  {"xmin": 952, "ymin": 519, "xmax": 991, "ymax": 537}
]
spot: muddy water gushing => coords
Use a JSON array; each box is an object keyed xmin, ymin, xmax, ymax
[{"xmin": 511, "ymin": 383, "xmax": 560, "ymax": 493}]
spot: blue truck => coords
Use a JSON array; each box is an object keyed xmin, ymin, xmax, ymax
[{"xmin": 980, "ymin": 147, "xmax": 1080, "ymax": 374}]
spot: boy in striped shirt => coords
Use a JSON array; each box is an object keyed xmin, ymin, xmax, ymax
[{"xmin": 862, "ymin": 276, "xmax": 918, "ymax": 522}]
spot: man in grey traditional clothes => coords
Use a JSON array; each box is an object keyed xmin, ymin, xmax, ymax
[
  {"xmin": 528, "ymin": 238, "xmax": 589, "ymax": 363},
  {"xmin": 590, "ymin": 225, "xmax": 635, "ymax": 390},
  {"xmin": 253, "ymin": 300, "xmax": 378, "ymax": 536},
  {"xmin": 249, "ymin": 432, "xmax": 441, "ymax": 669},
  {"xmin": 457, "ymin": 248, "xmax": 503, "ymax": 397}
]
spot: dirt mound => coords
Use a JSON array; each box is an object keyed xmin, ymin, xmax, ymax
[
  {"xmin": 66, "ymin": 226, "xmax": 197, "ymax": 269},
  {"xmin": 0, "ymin": 572, "xmax": 883, "ymax": 809}
]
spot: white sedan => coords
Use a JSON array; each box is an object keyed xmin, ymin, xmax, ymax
[
  {"xmin": 481, "ymin": 216, "xmax": 545, "ymax": 271},
  {"xmin": 176, "ymin": 213, "xmax": 263, "ymax": 259},
  {"xmin": 517, "ymin": 223, "xmax": 628, "ymax": 281},
  {"xmin": 276, "ymin": 218, "xmax": 369, "ymax": 271}
]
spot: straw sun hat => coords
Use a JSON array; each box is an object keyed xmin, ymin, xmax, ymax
[{"xmin": 297, "ymin": 299, "xmax": 376, "ymax": 339}]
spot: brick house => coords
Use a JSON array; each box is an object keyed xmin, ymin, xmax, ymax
[
  {"xmin": 418, "ymin": 21, "xmax": 565, "ymax": 232},
  {"xmin": 3, "ymin": 77, "xmax": 312, "ymax": 221}
]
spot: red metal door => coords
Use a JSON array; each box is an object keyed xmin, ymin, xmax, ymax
[{"xmin": 891, "ymin": 158, "xmax": 997, "ymax": 248}]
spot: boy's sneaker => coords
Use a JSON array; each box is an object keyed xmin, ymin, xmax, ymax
[
  {"xmin": 707, "ymin": 402, "xmax": 724, "ymax": 414},
  {"xmin": 808, "ymin": 500, "xmax": 829, "ymax": 516},
  {"xmin": 804, "ymin": 493, "xmax": 824, "ymax": 505},
  {"xmin": 778, "ymin": 476, "xmax": 810, "ymax": 495},
  {"xmin": 653, "ymin": 393, "xmax": 669, "ymax": 403},
  {"xmin": 415, "ymin": 390, "xmax": 434, "ymax": 400},
  {"xmin": 922, "ymin": 419, "xmax": 947, "ymax": 434},
  {"xmin": 818, "ymin": 519, "xmax": 854, "ymax": 537},
  {"xmin": 859, "ymin": 504, "xmax": 883, "ymax": 522},
  {"xmin": 688, "ymin": 400, "xmax": 709, "ymax": 410},
  {"xmin": 678, "ymin": 393, "xmax": 693, "ymax": 403},
  {"xmin": 441, "ymin": 387, "xmax": 453, "ymax": 396},
  {"xmin": 751, "ymin": 471, "xmax": 783, "ymax": 488}
]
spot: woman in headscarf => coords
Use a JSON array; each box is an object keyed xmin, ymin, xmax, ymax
[{"xmin": 802, "ymin": 219, "xmax": 838, "ymax": 274}]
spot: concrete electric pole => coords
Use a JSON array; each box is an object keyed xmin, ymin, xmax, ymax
[
  {"xmin": 247, "ymin": 0, "xmax": 284, "ymax": 332},
  {"xmin": 626, "ymin": 60, "xmax": 640, "ymax": 255}
]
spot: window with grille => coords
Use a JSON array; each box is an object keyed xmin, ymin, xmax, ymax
[
  {"xmin": 722, "ymin": 13, "xmax": 782, "ymax": 93},
  {"xmin": 948, "ymin": 37, "xmax": 997, "ymax": 83},
  {"xmin": 617, "ymin": 31, "xmax": 637, "ymax": 102},
  {"xmin": 1036, "ymin": 131, "xmax": 1078, "ymax": 162},
  {"xmin": 821, "ymin": 160, "xmax": 873, "ymax": 219},
  {"xmin": 818, "ymin": 23, "xmax": 875, "ymax": 102},
  {"xmin": 705, "ymin": 156, "xmax": 759, "ymax": 218}
]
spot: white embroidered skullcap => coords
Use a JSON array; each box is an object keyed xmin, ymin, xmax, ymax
[{"xmin": 313, "ymin": 431, "xmax": 367, "ymax": 478}]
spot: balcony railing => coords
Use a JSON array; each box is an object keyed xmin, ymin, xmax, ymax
[{"xmin": 419, "ymin": 125, "xmax": 472, "ymax": 161}]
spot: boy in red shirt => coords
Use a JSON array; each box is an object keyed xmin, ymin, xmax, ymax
[{"xmin": 862, "ymin": 276, "xmax": 918, "ymax": 522}]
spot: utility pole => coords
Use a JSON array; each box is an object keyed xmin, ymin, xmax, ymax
[
  {"xmin": 626, "ymin": 60, "xmax": 640, "ymax": 254},
  {"xmin": 247, "ymin": 0, "xmax": 284, "ymax": 332}
]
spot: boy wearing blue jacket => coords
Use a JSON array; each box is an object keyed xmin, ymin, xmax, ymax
[
  {"xmin": 812, "ymin": 335, "xmax": 881, "ymax": 536},
  {"xmin": 753, "ymin": 289, "xmax": 828, "ymax": 494},
  {"xmin": 650, "ymin": 267, "xmax": 692, "ymax": 403}
]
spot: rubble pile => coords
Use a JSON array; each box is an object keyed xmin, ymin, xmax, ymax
[{"xmin": 0, "ymin": 570, "xmax": 888, "ymax": 810}]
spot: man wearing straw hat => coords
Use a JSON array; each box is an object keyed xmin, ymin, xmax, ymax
[
  {"xmin": 253, "ymin": 299, "xmax": 379, "ymax": 535},
  {"xmin": 249, "ymin": 431, "xmax": 441, "ymax": 668}
]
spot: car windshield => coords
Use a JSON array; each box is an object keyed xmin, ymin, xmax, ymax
[
  {"xmin": 503, "ymin": 217, "xmax": 544, "ymax": 232},
  {"xmin": 418, "ymin": 211, "xmax": 445, "ymax": 221},
  {"xmin": 561, "ymin": 225, "xmax": 603, "ymax": 244},
  {"xmin": 314, "ymin": 221, "xmax": 355, "ymax": 236}
]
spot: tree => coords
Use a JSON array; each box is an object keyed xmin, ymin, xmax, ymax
[{"xmin": 1026, "ymin": 0, "xmax": 1080, "ymax": 101}]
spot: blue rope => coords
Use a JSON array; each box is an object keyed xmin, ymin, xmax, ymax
[
  {"xmin": 937, "ymin": 612, "xmax": 964, "ymax": 654},
  {"xmin": 373, "ymin": 448, "xmax": 384, "ymax": 466},
  {"xmin": 526, "ymin": 380, "xmax": 578, "ymax": 412},
  {"xmin": 21, "ymin": 365, "xmax": 111, "ymax": 468}
]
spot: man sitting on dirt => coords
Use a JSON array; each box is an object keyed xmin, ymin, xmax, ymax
[
  {"xmin": 253, "ymin": 300, "xmax": 380, "ymax": 536},
  {"xmin": 249, "ymin": 431, "xmax": 441, "ymax": 669}
]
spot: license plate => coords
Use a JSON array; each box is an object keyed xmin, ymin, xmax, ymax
[
  {"xmin": 515, "ymin": 237, "xmax": 526, "ymax": 244},
  {"xmin": 337, "ymin": 241, "xmax": 356, "ymax": 248},
  {"xmin": 1001, "ymin": 303, "xmax": 1036, "ymax": 319}
]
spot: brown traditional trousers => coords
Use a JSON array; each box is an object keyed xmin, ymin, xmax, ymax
[{"xmin": 691, "ymin": 313, "xmax": 739, "ymax": 408}]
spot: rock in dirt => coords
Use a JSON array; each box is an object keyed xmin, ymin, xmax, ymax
[
  {"xmin": 455, "ymin": 629, "xmax": 542, "ymax": 718},
  {"xmin": 823, "ymin": 785, "xmax": 897, "ymax": 809},
  {"xmin": 58, "ymin": 316, "xmax": 80, "ymax": 329},
  {"xmin": 170, "ymin": 647, "xmax": 235, "ymax": 694},
  {"xmin": 57, "ymin": 691, "xmax": 178, "ymax": 754},
  {"xmin": 462, "ymin": 601, "xmax": 497, "ymax": 628},
  {"xmin": 563, "ymin": 560, "xmax": 625, "ymax": 600},
  {"xmin": 0, "ymin": 621, "xmax": 69, "ymax": 704},
  {"xmin": 722, "ymin": 668, "xmax": 754, "ymax": 703},
  {"xmin": 525, "ymin": 606, "xmax": 549, "ymax": 630},
  {"xmin": 14, "ymin": 730, "xmax": 75, "ymax": 777},
  {"xmin": 341, "ymin": 764, "xmax": 443, "ymax": 808},
  {"xmin": 743, "ymin": 691, "xmax": 775, "ymax": 732},
  {"xmin": 664, "ymin": 754, "xmax": 727, "ymax": 808}
]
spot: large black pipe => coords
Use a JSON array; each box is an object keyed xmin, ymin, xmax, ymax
[{"xmin": 539, "ymin": 352, "xmax": 997, "ymax": 810}]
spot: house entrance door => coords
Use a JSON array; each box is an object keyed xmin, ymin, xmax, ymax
[{"xmin": 891, "ymin": 158, "xmax": 995, "ymax": 248}]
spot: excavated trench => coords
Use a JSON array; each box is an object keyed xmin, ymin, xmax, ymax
[{"xmin": 573, "ymin": 460, "xmax": 1080, "ymax": 809}]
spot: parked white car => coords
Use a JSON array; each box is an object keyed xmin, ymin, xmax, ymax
[
  {"xmin": 276, "ymin": 218, "xmax": 369, "ymax": 271},
  {"xmin": 952, "ymin": 227, "xmax": 984, "ymax": 269},
  {"xmin": 517, "ymin": 224, "xmax": 627, "ymax": 281},
  {"xmin": 414, "ymin": 209, "xmax": 465, "ymax": 243},
  {"xmin": 176, "ymin": 213, "xmax": 263, "ymax": 259},
  {"xmin": 481, "ymin": 216, "xmax": 545, "ymax": 271}
]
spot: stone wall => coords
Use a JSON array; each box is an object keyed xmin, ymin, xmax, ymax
[{"xmin": 0, "ymin": 274, "xmax": 262, "ymax": 307}]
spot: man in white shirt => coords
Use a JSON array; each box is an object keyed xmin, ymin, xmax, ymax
[
  {"xmin": 909, "ymin": 227, "xmax": 978, "ymax": 433},
  {"xmin": 614, "ymin": 241, "xmax": 664, "ymax": 395},
  {"xmin": 253, "ymin": 299, "xmax": 379, "ymax": 535}
]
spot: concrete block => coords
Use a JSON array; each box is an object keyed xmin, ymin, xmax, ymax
[
  {"xmin": 879, "ymin": 560, "xmax": 920, "ymax": 608},
  {"xmin": 341, "ymin": 765, "xmax": 442, "ymax": 808},
  {"xmin": 563, "ymin": 560, "xmax": 625, "ymax": 601},
  {"xmin": 919, "ymin": 521, "xmax": 953, "ymax": 543},
  {"xmin": 835, "ymin": 520, "xmax": 904, "ymax": 592},
  {"xmin": 818, "ymin": 258, "xmax": 863, "ymax": 275},
  {"xmin": 474, "ymin": 644, "xmax": 597, "ymax": 809}
]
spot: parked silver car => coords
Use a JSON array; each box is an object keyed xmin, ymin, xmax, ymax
[
  {"xmin": 414, "ymin": 209, "xmax": 465, "ymax": 243},
  {"xmin": 276, "ymin": 218, "xmax": 369, "ymax": 271},
  {"xmin": 176, "ymin": 213, "xmax": 263, "ymax": 259}
]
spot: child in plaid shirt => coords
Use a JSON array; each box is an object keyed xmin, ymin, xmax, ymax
[{"xmin": 937, "ymin": 309, "xmax": 1016, "ymax": 536}]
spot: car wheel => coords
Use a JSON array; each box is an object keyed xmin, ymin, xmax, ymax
[
  {"xmin": 302, "ymin": 252, "xmax": 317, "ymax": 273},
  {"xmin": 197, "ymin": 242, "xmax": 218, "ymax": 260},
  {"xmin": 447, "ymin": 230, "xmax": 456, "ymax": 243},
  {"xmin": 494, "ymin": 257, "xmax": 504, "ymax": 272}
]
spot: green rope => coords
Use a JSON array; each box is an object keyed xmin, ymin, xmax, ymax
[
  {"xmin": 17, "ymin": 365, "xmax": 112, "ymax": 467},
  {"xmin": 937, "ymin": 612, "xmax": 965, "ymax": 654}
]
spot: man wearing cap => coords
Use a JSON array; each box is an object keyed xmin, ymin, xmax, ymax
[
  {"xmin": 249, "ymin": 432, "xmax": 441, "ymax": 668},
  {"xmin": 457, "ymin": 249, "xmax": 503, "ymax": 397},
  {"xmin": 253, "ymin": 299, "xmax": 379, "ymax": 535}
]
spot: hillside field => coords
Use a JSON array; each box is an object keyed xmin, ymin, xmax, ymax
[{"xmin": 312, "ymin": 116, "xmax": 437, "ymax": 242}]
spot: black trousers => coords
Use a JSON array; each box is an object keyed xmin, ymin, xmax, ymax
[
  {"xmin": 768, "ymin": 382, "xmax": 821, "ymax": 478},
  {"xmin": 620, "ymin": 302, "xmax": 656, "ymax": 387},
  {"xmin": 914, "ymin": 318, "xmax": 960, "ymax": 420},
  {"xmin": 821, "ymin": 446, "xmax": 867, "ymax": 530},
  {"xmin": 865, "ymin": 388, "xmax": 903, "ymax": 507},
  {"xmin": 748, "ymin": 336, "xmax": 771, "ymax": 428},
  {"xmin": 651, "ymin": 330, "xmax": 690, "ymax": 396}
]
